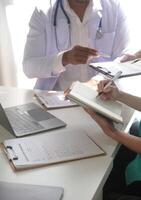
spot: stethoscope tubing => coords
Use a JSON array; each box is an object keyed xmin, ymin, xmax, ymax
[{"xmin": 53, "ymin": 0, "xmax": 103, "ymax": 51}]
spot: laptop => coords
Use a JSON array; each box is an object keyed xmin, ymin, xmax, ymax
[
  {"xmin": 0, "ymin": 102, "xmax": 66, "ymax": 137},
  {"xmin": 0, "ymin": 181, "xmax": 64, "ymax": 200}
]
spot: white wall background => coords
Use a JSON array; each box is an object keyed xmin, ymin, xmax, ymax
[
  {"xmin": 6, "ymin": 0, "xmax": 141, "ymax": 89},
  {"xmin": 120, "ymin": 0, "xmax": 141, "ymax": 52},
  {"xmin": 6, "ymin": 0, "xmax": 51, "ymax": 89}
]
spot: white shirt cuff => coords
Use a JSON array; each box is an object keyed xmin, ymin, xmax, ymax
[{"xmin": 52, "ymin": 51, "xmax": 66, "ymax": 75}]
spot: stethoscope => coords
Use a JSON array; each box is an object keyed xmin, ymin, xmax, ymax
[
  {"xmin": 96, "ymin": 17, "xmax": 103, "ymax": 39},
  {"xmin": 53, "ymin": 0, "xmax": 103, "ymax": 51}
]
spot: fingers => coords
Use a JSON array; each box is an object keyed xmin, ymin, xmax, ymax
[
  {"xmin": 84, "ymin": 108, "xmax": 98, "ymax": 120},
  {"xmin": 97, "ymin": 80, "xmax": 117, "ymax": 100},
  {"xmin": 63, "ymin": 45, "xmax": 99, "ymax": 65},
  {"xmin": 97, "ymin": 79, "xmax": 110, "ymax": 93},
  {"xmin": 120, "ymin": 54, "xmax": 136, "ymax": 63},
  {"xmin": 70, "ymin": 46, "xmax": 98, "ymax": 64},
  {"xmin": 64, "ymin": 87, "xmax": 71, "ymax": 97},
  {"xmin": 85, "ymin": 108, "xmax": 103, "ymax": 121},
  {"xmin": 84, "ymin": 107, "xmax": 94, "ymax": 115},
  {"xmin": 74, "ymin": 45, "xmax": 98, "ymax": 56},
  {"xmin": 73, "ymin": 54, "xmax": 91, "ymax": 64}
]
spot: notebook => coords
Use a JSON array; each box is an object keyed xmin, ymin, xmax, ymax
[
  {"xmin": 0, "ymin": 181, "xmax": 64, "ymax": 200},
  {"xmin": 89, "ymin": 60, "xmax": 141, "ymax": 78},
  {"xmin": 2, "ymin": 129, "xmax": 105, "ymax": 170},
  {"xmin": 67, "ymin": 81, "xmax": 123, "ymax": 123},
  {"xmin": 0, "ymin": 103, "xmax": 66, "ymax": 137},
  {"xmin": 34, "ymin": 90, "xmax": 78, "ymax": 109}
]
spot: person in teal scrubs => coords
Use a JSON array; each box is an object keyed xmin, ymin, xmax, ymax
[{"xmin": 86, "ymin": 79, "xmax": 141, "ymax": 200}]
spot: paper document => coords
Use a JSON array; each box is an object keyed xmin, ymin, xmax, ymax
[
  {"xmin": 89, "ymin": 60, "xmax": 141, "ymax": 78},
  {"xmin": 67, "ymin": 81, "xmax": 123, "ymax": 123},
  {"xmin": 2, "ymin": 129, "xmax": 105, "ymax": 170}
]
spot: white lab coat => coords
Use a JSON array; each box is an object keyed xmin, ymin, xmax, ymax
[{"xmin": 23, "ymin": 0, "xmax": 129, "ymax": 90}]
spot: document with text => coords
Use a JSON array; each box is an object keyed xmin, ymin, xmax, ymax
[
  {"xmin": 89, "ymin": 60, "xmax": 141, "ymax": 78},
  {"xmin": 2, "ymin": 129, "xmax": 105, "ymax": 170}
]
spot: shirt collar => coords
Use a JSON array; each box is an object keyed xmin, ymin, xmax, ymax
[{"xmin": 92, "ymin": 0, "xmax": 102, "ymax": 11}]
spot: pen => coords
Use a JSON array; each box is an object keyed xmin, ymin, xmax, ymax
[
  {"xmin": 97, "ymin": 70, "xmax": 122, "ymax": 97},
  {"xmin": 131, "ymin": 59, "xmax": 140, "ymax": 64}
]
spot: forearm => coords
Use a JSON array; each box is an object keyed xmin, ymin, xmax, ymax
[
  {"xmin": 23, "ymin": 53, "xmax": 65, "ymax": 79},
  {"xmin": 113, "ymin": 130, "xmax": 141, "ymax": 154},
  {"xmin": 23, "ymin": 57, "xmax": 53, "ymax": 78},
  {"xmin": 117, "ymin": 91, "xmax": 141, "ymax": 112}
]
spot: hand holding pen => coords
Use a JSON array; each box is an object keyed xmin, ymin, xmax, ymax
[{"xmin": 97, "ymin": 71, "xmax": 122, "ymax": 100}]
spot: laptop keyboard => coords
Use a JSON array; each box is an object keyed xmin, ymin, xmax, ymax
[{"xmin": 5, "ymin": 108, "xmax": 44, "ymax": 135}]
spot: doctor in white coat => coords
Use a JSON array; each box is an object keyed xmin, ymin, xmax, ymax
[{"xmin": 23, "ymin": 0, "xmax": 129, "ymax": 90}]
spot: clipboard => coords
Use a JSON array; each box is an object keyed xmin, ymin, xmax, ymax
[
  {"xmin": 89, "ymin": 60, "xmax": 141, "ymax": 78},
  {"xmin": 1, "ymin": 129, "xmax": 106, "ymax": 171}
]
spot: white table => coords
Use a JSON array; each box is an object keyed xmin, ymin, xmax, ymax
[{"xmin": 0, "ymin": 84, "xmax": 136, "ymax": 200}]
